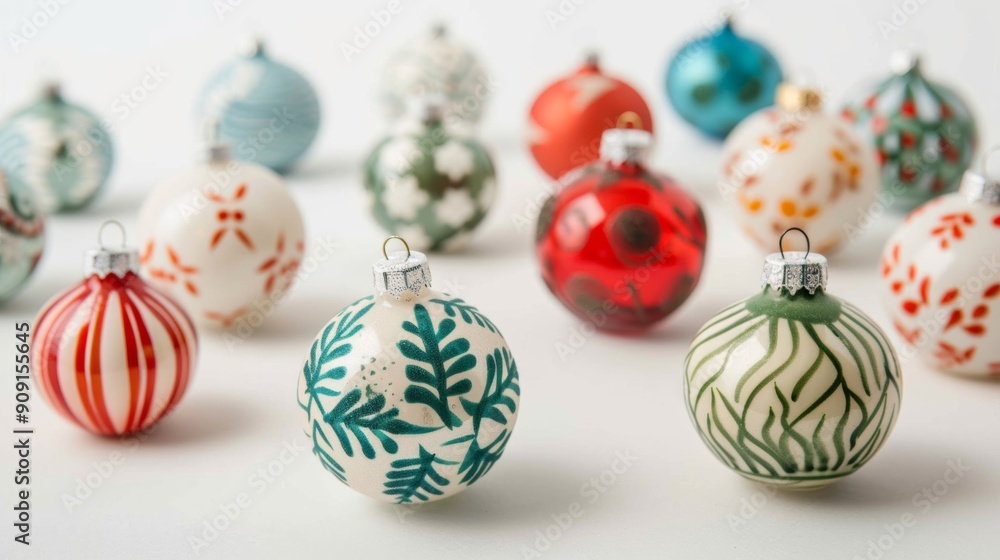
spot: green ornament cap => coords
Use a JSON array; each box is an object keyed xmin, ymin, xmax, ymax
[
  {"xmin": 760, "ymin": 228, "xmax": 828, "ymax": 295},
  {"xmin": 600, "ymin": 128, "xmax": 651, "ymax": 165},
  {"xmin": 84, "ymin": 221, "xmax": 139, "ymax": 278},
  {"xmin": 960, "ymin": 150, "xmax": 1000, "ymax": 206},
  {"xmin": 372, "ymin": 236, "xmax": 432, "ymax": 299}
]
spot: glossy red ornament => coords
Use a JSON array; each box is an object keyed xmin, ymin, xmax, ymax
[
  {"xmin": 529, "ymin": 54, "xmax": 654, "ymax": 180},
  {"xmin": 535, "ymin": 129, "xmax": 707, "ymax": 332},
  {"xmin": 32, "ymin": 223, "xmax": 197, "ymax": 435}
]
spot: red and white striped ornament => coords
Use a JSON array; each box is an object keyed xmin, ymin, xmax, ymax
[{"xmin": 32, "ymin": 222, "xmax": 198, "ymax": 435}]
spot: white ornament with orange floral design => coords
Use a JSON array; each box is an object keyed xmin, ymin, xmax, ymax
[
  {"xmin": 137, "ymin": 139, "xmax": 305, "ymax": 328},
  {"xmin": 721, "ymin": 82, "xmax": 879, "ymax": 253},
  {"xmin": 880, "ymin": 161, "xmax": 1000, "ymax": 377}
]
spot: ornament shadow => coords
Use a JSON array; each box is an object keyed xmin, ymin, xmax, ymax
[
  {"xmin": 365, "ymin": 459, "xmax": 594, "ymax": 528},
  {"xmin": 139, "ymin": 393, "xmax": 266, "ymax": 446},
  {"xmin": 284, "ymin": 154, "xmax": 361, "ymax": 182},
  {"xmin": 759, "ymin": 442, "xmax": 994, "ymax": 512}
]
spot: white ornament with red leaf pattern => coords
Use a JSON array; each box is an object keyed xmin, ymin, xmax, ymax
[
  {"xmin": 137, "ymin": 138, "xmax": 305, "ymax": 328},
  {"xmin": 881, "ymin": 159, "xmax": 1000, "ymax": 377}
]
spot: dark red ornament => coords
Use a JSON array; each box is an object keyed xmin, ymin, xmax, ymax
[
  {"xmin": 528, "ymin": 54, "xmax": 653, "ymax": 180},
  {"xmin": 535, "ymin": 129, "xmax": 707, "ymax": 332}
]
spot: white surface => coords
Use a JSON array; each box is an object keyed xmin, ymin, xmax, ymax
[{"xmin": 2, "ymin": 1, "xmax": 999, "ymax": 559}]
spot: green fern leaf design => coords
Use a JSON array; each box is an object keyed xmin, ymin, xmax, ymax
[
  {"xmin": 460, "ymin": 348, "xmax": 520, "ymax": 433},
  {"xmin": 457, "ymin": 429, "xmax": 511, "ymax": 485},
  {"xmin": 398, "ymin": 303, "xmax": 477, "ymax": 429},
  {"xmin": 382, "ymin": 445, "xmax": 458, "ymax": 504},
  {"xmin": 298, "ymin": 297, "xmax": 374, "ymax": 485},
  {"xmin": 429, "ymin": 297, "xmax": 498, "ymax": 333},
  {"xmin": 453, "ymin": 347, "xmax": 520, "ymax": 486},
  {"xmin": 323, "ymin": 388, "xmax": 438, "ymax": 459},
  {"xmin": 300, "ymin": 297, "xmax": 374, "ymax": 413}
]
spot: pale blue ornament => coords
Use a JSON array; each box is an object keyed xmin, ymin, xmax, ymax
[
  {"xmin": 198, "ymin": 41, "xmax": 321, "ymax": 172},
  {"xmin": 665, "ymin": 19, "xmax": 782, "ymax": 139},
  {"xmin": 0, "ymin": 168, "xmax": 45, "ymax": 303},
  {"xmin": 0, "ymin": 85, "xmax": 114, "ymax": 213}
]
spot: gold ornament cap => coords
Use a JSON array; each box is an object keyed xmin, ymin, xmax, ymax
[
  {"xmin": 760, "ymin": 228, "xmax": 829, "ymax": 295},
  {"xmin": 373, "ymin": 237, "xmax": 432, "ymax": 299},
  {"xmin": 776, "ymin": 82, "xmax": 822, "ymax": 113}
]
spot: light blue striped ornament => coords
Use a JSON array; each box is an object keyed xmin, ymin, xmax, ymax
[
  {"xmin": 198, "ymin": 41, "xmax": 321, "ymax": 172},
  {"xmin": 0, "ymin": 85, "xmax": 114, "ymax": 213}
]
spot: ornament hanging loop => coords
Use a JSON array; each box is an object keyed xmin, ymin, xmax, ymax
[
  {"xmin": 778, "ymin": 227, "xmax": 810, "ymax": 259},
  {"xmin": 382, "ymin": 236, "xmax": 412, "ymax": 259},
  {"xmin": 98, "ymin": 220, "xmax": 127, "ymax": 249},
  {"xmin": 980, "ymin": 145, "xmax": 1000, "ymax": 183},
  {"xmin": 616, "ymin": 111, "xmax": 643, "ymax": 130}
]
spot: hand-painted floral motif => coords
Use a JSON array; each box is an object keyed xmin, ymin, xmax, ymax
[
  {"xmin": 722, "ymin": 103, "xmax": 879, "ymax": 254},
  {"xmin": 881, "ymin": 189, "xmax": 1000, "ymax": 377},
  {"xmin": 841, "ymin": 59, "xmax": 977, "ymax": 211},
  {"xmin": 138, "ymin": 161, "xmax": 304, "ymax": 328},
  {"xmin": 364, "ymin": 118, "xmax": 495, "ymax": 252}
]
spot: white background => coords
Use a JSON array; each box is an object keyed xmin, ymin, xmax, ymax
[{"xmin": 2, "ymin": 0, "xmax": 999, "ymax": 559}]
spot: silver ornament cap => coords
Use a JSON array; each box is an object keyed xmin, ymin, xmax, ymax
[
  {"xmin": 600, "ymin": 126, "xmax": 651, "ymax": 165},
  {"xmin": 760, "ymin": 228, "xmax": 829, "ymax": 295},
  {"xmin": 960, "ymin": 149, "xmax": 1000, "ymax": 206},
  {"xmin": 85, "ymin": 221, "xmax": 140, "ymax": 278},
  {"xmin": 373, "ymin": 236, "xmax": 432, "ymax": 299}
]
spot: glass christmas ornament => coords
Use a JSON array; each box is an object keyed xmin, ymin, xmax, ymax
[
  {"xmin": 0, "ymin": 84, "xmax": 114, "ymax": 213},
  {"xmin": 381, "ymin": 24, "xmax": 489, "ymax": 124},
  {"xmin": 665, "ymin": 17, "xmax": 782, "ymax": 139},
  {"xmin": 529, "ymin": 54, "xmax": 653, "ymax": 180},
  {"xmin": 363, "ymin": 96, "xmax": 496, "ymax": 252},
  {"xmin": 721, "ymin": 82, "xmax": 880, "ymax": 254},
  {"xmin": 298, "ymin": 237, "xmax": 520, "ymax": 503},
  {"xmin": 841, "ymin": 50, "xmax": 977, "ymax": 212},
  {"xmin": 880, "ymin": 159, "xmax": 1000, "ymax": 377},
  {"xmin": 0, "ymin": 169, "xmax": 45, "ymax": 303},
  {"xmin": 535, "ymin": 127, "xmax": 706, "ymax": 332},
  {"xmin": 684, "ymin": 229, "xmax": 902, "ymax": 488},
  {"xmin": 137, "ymin": 132, "xmax": 305, "ymax": 328},
  {"xmin": 198, "ymin": 39, "xmax": 321, "ymax": 172},
  {"xmin": 32, "ymin": 222, "xmax": 197, "ymax": 435}
]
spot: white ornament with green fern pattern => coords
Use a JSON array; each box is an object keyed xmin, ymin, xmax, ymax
[{"xmin": 297, "ymin": 247, "xmax": 519, "ymax": 503}]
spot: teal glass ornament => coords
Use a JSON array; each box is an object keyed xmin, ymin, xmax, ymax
[
  {"xmin": 0, "ymin": 85, "xmax": 114, "ymax": 213},
  {"xmin": 0, "ymin": 168, "xmax": 45, "ymax": 302},
  {"xmin": 665, "ymin": 18, "xmax": 782, "ymax": 139},
  {"xmin": 198, "ymin": 40, "xmax": 321, "ymax": 173}
]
